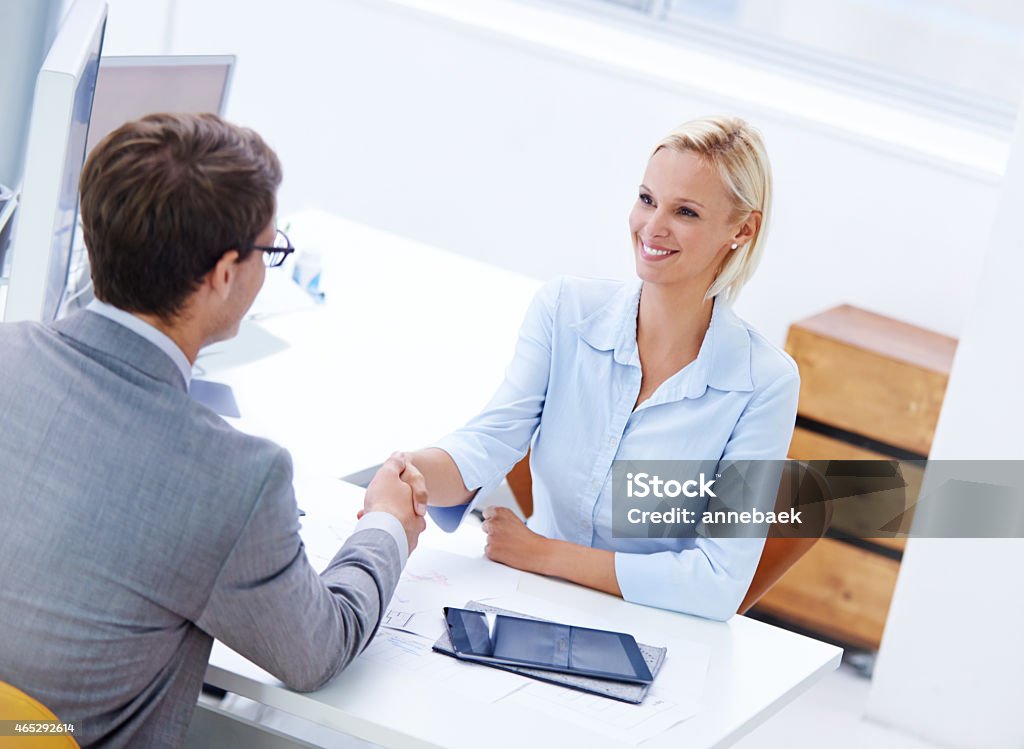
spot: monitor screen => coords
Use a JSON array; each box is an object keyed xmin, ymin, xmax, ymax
[
  {"xmin": 85, "ymin": 55, "xmax": 235, "ymax": 155},
  {"xmin": 3, "ymin": 0, "xmax": 106, "ymax": 323},
  {"xmin": 4, "ymin": 46, "xmax": 237, "ymax": 322},
  {"xmin": 56, "ymin": 55, "xmax": 235, "ymax": 315}
]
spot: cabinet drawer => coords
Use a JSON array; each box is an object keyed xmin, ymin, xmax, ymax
[
  {"xmin": 785, "ymin": 305, "xmax": 955, "ymax": 456},
  {"xmin": 790, "ymin": 426, "xmax": 890, "ymax": 462},
  {"xmin": 788, "ymin": 427, "xmax": 922, "ymax": 544},
  {"xmin": 787, "ymin": 327, "xmax": 948, "ymax": 456},
  {"xmin": 754, "ymin": 538, "xmax": 900, "ymax": 650}
]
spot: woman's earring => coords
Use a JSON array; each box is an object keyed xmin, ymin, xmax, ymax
[{"xmin": 730, "ymin": 242, "xmax": 739, "ymax": 250}]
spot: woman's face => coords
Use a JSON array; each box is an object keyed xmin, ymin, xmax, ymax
[{"xmin": 628, "ymin": 147, "xmax": 749, "ymax": 291}]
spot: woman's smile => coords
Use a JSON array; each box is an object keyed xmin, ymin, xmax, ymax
[{"xmin": 639, "ymin": 241, "xmax": 680, "ymax": 261}]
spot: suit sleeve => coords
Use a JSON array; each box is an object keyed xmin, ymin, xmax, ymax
[
  {"xmin": 195, "ymin": 450, "xmax": 403, "ymax": 691},
  {"xmin": 614, "ymin": 371, "xmax": 800, "ymax": 620}
]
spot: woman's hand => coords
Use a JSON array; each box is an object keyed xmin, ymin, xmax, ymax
[
  {"xmin": 481, "ymin": 506, "xmax": 548, "ymax": 573},
  {"xmin": 482, "ymin": 507, "xmax": 623, "ymax": 597}
]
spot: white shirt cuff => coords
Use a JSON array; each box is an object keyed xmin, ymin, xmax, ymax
[{"xmin": 354, "ymin": 511, "xmax": 409, "ymax": 568}]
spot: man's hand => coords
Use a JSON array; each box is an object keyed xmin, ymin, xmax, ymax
[
  {"xmin": 481, "ymin": 506, "xmax": 547, "ymax": 573},
  {"xmin": 363, "ymin": 454, "xmax": 427, "ymax": 554},
  {"xmin": 391, "ymin": 451, "xmax": 427, "ymax": 517}
]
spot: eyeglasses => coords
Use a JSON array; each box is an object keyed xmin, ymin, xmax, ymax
[{"xmin": 252, "ymin": 230, "xmax": 295, "ymax": 268}]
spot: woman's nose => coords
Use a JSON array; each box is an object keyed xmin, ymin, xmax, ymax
[{"xmin": 644, "ymin": 209, "xmax": 670, "ymax": 238}]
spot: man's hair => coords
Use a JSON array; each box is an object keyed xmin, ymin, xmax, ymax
[{"xmin": 80, "ymin": 112, "xmax": 282, "ymax": 319}]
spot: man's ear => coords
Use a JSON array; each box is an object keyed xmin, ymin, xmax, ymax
[{"xmin": 204, "ymin": 250, "xmax": 241, "ymax": 301}]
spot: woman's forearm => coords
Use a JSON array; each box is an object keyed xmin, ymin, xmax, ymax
[
  {"xmin": 537, "ymin": 538, "xmax": 622, "ymax": 598},
  {"xmin": 480, "ymin": 508, "xmax": 622, "ymax": 597},
  {"xmin": 409, "ymin": 447, "xmax": 477, "ymax": 507}
]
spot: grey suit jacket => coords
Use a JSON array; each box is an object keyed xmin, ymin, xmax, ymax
[{"xmin": 0, "ymin": 311, "xmax": 402, "ymax": 748}]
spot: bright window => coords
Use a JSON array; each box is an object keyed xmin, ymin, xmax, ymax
[{"xmin": 534, "ymin": 0, "xmax": 1024, "ymax": 132}]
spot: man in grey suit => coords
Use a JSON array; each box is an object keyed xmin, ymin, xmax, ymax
[{"xmin": 0, "ymin": 113, "xmax": 426, "ymax": 748}]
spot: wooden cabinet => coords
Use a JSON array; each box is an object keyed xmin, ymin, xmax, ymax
[{"xmin": 752, "ymin": 305, "xmax": 957, "ymax": 650}]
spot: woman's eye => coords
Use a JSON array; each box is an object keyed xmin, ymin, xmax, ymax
[
  {"xmin": 677, "ymin": 207, "xmax": 698, "ymax": 218},
  {"xmin": 639, "ymin": 193, "xmax": 653, "ymax": 206}
]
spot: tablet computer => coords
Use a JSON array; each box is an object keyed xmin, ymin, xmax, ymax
[{"xmin": 443, "ymin": 607, "xmax": 653, "ymax": 684}]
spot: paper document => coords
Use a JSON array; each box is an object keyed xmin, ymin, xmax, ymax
[
  {"xmin": 381, "ymin": 609, "xmax": 415, "ymax": 629},
  {"xmin": 291, "ymin": 471, "xmax": 361, "ymax": 573},
  {"xmin": 299, "ymin": 516, "xmax": 358, "ymax": 574},
  {"xmin": 463, "ymin": 592, "xmax": 709, "ymax": 743},
  {"xmin": 641, "ymin": 636, "xmax": 712, "ymax": 703},
  {"xmin": 360, "ymin": 629, "xmax": 527, "ymax": 704},
  {"xmin": 504, "ymin": 680, "xmax": 700, "ymax": 745},
  {"xmin": 382, "ymin": 548, "xmax": 521, "ymax": 640}
]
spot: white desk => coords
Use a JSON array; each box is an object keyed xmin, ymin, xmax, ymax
[
  {"xmin": 198, "ymin": 211, "xmax": 842, "ymax": 748},
  {"xmin": 196, "ymin": 210, "xmax": 543, "ymax": 478}
]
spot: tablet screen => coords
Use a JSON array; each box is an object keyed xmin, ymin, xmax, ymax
[{"xmin": 444, "ymin": 607, "xmax": 653, "ymax": 683}]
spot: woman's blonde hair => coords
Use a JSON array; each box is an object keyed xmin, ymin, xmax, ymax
[{"xmin": 652, "ymin": 116, "xmax": 772, "ymax": 302}]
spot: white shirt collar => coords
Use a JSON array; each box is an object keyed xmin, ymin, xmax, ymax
[{"xmin": 85, "ymin": 299, "xmax": 193, "ymax": 387}]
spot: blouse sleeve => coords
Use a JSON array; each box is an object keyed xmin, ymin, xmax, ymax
[
  {"xmin": 613, "ymin": 371, "xmax": 800, "ymax": 620},
  {"xmin": 427, "ymin": 278, "xmax": 561, "ymax": 531}
]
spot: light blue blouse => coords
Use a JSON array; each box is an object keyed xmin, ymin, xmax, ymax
[{"xmin": 432, "ymin": 276, "xmax": 799, "ymax": 620}]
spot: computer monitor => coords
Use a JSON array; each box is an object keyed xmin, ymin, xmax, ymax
[
  {"xmin": 3, "ymin": 0, "xmax": 106, "ymax": 323},
  {"xmin": 85, "ymin": 55, "xmax": 235, "ymax": 155},
  {"xmin": 49, "ymin": 55, "xmax": 235, "ymax": 315}
]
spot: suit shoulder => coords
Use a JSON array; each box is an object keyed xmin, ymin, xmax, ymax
[
  {"xmin": 185, "ymin": 400, "xmax": 290, "ymax": 471},
  {"xmin": 181, "ymin": 404, "xmax": 296, "ymax": 526},
  {"xmin": 131, "ymin": 386, "xmax": 292, "ymax": 519},
  {"xmin": 0, "ymin": 320, "xmax": 55, "ymax": 347}
]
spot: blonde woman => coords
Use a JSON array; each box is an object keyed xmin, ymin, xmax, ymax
[{"xmin": 402, "ymin": 117, "xmax": 798, "ymax": 620}]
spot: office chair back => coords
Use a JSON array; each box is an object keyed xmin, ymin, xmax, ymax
[
  {"xmin": 505, "ymin": 453, "xmax": 534, "ymax": 518},
  {"xmin": 0, "ymin": 681, "xmax": 81, "ymax": 748},
  {"xmin": 504, "ymin": 454, "xmax": 831, "ymax": 616},
  {"xmin": 735, "ymin": 461, "xmax": 832, "ymax": 614}
]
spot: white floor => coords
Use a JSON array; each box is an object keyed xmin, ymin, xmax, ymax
[{"xmin": 733, "ymin": 662, "xmax": 939, "ymax": 749}]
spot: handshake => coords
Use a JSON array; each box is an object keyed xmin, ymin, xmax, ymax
[{"xmin": 360, "ymin": 452, "xmax": 429, "ymax": 554}]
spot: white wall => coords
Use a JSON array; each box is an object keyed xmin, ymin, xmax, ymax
[
  {"xmin": 84, "ymin": 0, "xmax": 174, "ymax": 56},
  {"xmin": 95, "ymin": 0, "xmax": 1004, "ymax": 347},
  {"xmin": 865, "ymin": 79, "xmax": 1024, "ymax": 748},
  {"xmin": 739, "ymin": 0, "xmax": 1024, "ymax": 102}
]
